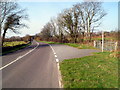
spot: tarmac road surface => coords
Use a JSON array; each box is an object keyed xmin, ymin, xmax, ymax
[{"xmin": 2, "ymin": 40, "xmax": 99, "ymax": 88}]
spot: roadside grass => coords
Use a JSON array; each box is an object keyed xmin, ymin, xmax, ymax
[
  {"xmin": 1, "ymin": 41, "xmax": 31, "ymax": 55},
  {"xmin": 38, "ymin": 41, "xmax": 96, "ymax": 49},
  {"xmin": 64, "ymin": 43, "xmax": 96, "ymax": 49},
  {"xmin": 60, "ymin": 52, "xmax": 118, "ymax": 88},
  {"xmin": 38, "ymin": 41, "xmax": 62, "ymax": 44}
]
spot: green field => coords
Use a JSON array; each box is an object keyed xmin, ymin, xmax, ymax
[
  {"xmin": 60, "ymin": 52, "xmax": 118, "ymax": 88},
  {"xmin": 2, "ymin": 41, "xmax": 31, "ymax": 55},
  {"xmin": 38, "ymin": 41, "xmax": 96, "ymax": 49},
  {"xmin": 85, "ymin": 37, "xmax": 118, "ymax": 41},
  {"xmin": 3, "ymin": 41, "xmax": 27, "ymax": 47}
]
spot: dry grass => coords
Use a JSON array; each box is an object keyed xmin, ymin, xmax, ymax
[{"xmin": 109, "ymin": 50, "xmax": 120, "ymax": 58}]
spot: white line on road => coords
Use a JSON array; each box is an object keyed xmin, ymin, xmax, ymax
[
  {"xmin": 56, "ymin": 59, "xmax": 59, "ymax": 63},
  {"xmin": 49, "ymin": 45, "xmax": 56, "ymax": 54},
  {"xmin": 55, "ymin": 55, "xmax": 57, "ymax": 58},
  {"xmin": 0, "ymin": 41, "xmax": 39, "ymax": 70},
  {"xmin": 49, "ymin": 44, "xmax": 59, "ymax": 62},
  {"xmin": 57, "ymin": 62, "xmax": 63, "ymax": 88},
  {"xmin": 48, "ymin": 44, "xmax": 63, "ymax": 88}
]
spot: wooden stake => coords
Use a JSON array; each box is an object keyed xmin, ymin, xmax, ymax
[
  {"xmin": 115, "ymin": 42, "xmax": 118, "ymax": 51},
  {"xmin": 102, "ymin": 31, "xmax": 104, "ymax": 52}
]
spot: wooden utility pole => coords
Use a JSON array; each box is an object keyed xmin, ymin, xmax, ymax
[{"xmin": 102, "ymin": 31, "xmax": 104, "ymax": 52}]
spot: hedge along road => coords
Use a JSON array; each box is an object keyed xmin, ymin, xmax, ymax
[{"xmin": 2, "ymin": 40, "xmax": 100, "ymax": 88}]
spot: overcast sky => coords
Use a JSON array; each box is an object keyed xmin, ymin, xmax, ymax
[{"xmin": 6, "ymin": 0, "xmax": 118, "ymax": 38}]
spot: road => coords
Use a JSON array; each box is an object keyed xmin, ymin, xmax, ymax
[{"xmin": 2, "ymin": 40, "xmax": 99, "ymax": 88}]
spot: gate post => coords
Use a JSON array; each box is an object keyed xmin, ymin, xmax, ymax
[
  {"xmin": 94, "ymin": 41, "xmax": 96, "ymax": 47},
  {"xmin": 102, "ymin": 31, "xmax": 104, "ymax": 52},
  {"xmin": 115, "ymin": 42, "xmax": 118, "ymax": 51}
]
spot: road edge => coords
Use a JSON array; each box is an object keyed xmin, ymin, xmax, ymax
[
  {"xmin": 0, "ymin": 41, "xmax": 39, "ymax": 70},
  {"xmin": 49, "ymin": 44, "xmax": 63, "ymax": 88}
]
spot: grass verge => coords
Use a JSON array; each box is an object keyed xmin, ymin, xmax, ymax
[
  {"xmin": 60, "ymin": 52, "xmax": 118, "ymax": 88},
  {"xmin": 38, "ymin": 41, "xmax": 62, "ymax": 44},
  {"xmin": 38, "ymin": 41, "xmax": 96, "ymax": 49}
]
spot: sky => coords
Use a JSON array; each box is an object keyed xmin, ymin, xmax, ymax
[{"xmin": 6, "ymin": 0, "xmax": 118, "ymax": 37}]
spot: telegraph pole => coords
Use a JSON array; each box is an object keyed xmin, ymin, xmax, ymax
[{"xmin": 102, "ymin": 31, "xmax": 104, "ymax": 52}]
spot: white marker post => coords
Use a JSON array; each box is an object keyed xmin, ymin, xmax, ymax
[
  {"xmin": 115, "ymin": 42, "xmax": 118, "ymax": 51},
  {"xmin": 102, "ymin": 31, "xmax": 104, "ymax": 52},
  {"xmin": 94, "ymin": 41, "xmax": 96, "ymax": 47}
]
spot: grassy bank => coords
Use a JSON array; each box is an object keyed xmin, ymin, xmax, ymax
[
  {"xmin": 60, "ymin": 52, "xmax": 118, "ymax": 88},
  {"xmin": 38, "ymin": 41, "xmax": 96, "ymax": 49},
  {"xmin": 1, "ymin": 41, "xmax": 31, "ymax": 55}
]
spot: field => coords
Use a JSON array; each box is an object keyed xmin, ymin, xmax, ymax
[
  {"xmin": 60, "ymin": 52, "xmax": 118, "ymax": 88},
  {"xmin": 90, "ymin": 35, "xmax": 118, "ymax": 41},
  {"xmin": 3, "ymin": 41, "xmax": 27, "ymax": 47},
  {"xmin": 2, "ymin": 41, "xmax": 30, "ymax": 55}
]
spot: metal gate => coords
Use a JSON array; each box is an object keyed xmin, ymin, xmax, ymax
[{"xmin": 94, "ymin": 41, "xmax": 117, "ymax": 51}]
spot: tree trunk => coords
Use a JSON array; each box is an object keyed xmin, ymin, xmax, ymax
[
  {"xmin": 60, "ymin": 33, "xmax": 63, "ymax": 43},
  {"xmin": 82, "ymin": 32, "xmax": 84, "ymax": 42},
  {"xmin": 0, "ymin": 24, "xmax": 2, "ymax": 48},
  {"xmin": 2, "ymin": 29, "xmax": 7, "ymax": 46},
  {"xmin": 89, "ymin": 33, "xmax": 92, "ymax": 42},
  {"xmin": 74, "ymin": 36, "xmax": 77, "ymax": 43},
  {"xmin": 74, "ymin": 32, "xmax": 77, "ymax": 43}
]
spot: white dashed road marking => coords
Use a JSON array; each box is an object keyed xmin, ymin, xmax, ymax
[
  {"xmin": 55, "ymin": 55, "xmax": 57, "ymax": 58},
  {"xmin": 48, "ymin": 44, "xmax": 63, "ymax": 88},
  {"xmin": 55, "ymin": 59, "xmax": 59, "ymax": 63}
]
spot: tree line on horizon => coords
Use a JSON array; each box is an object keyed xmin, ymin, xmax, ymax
[
  {"xmin": 39, "ymin": 1, "xmax": 107, "ymax": 43},
  {"xmin": 1, "ymin": 1, "xmax": 119, "ymax": 46}
]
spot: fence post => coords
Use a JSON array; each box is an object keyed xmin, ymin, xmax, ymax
[
  {"xmin": 102, "ymin": 31, "xmax": 104, "ymax": 52},
  {"xmin": 115, "ymin": 42, "xmax": 118, "ymax": 51},
  {"xmin": 94, "ymin": 41, "xmax": 96, "ymax": 47}
]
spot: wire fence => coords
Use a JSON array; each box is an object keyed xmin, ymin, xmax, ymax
[{"xmin": 94, "ymin": 41, "xmax": 118, "ymax": 51}]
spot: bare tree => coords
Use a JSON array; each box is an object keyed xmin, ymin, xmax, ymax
[
  {"xmin": 0, "ymin": 1, "xmax": 28, "ymax": 46},
  {"xmin": 40, "ymin": 22, "xmax": 52, "ymax": 41},
  {"xmin": 59, "ymin": 7, "xmax": 81, "ymax": 43},
  {"xmin": 39, "ymin": 1, "xmax": 107, "ymax": 43},
  {"xmin": 75, "ymin": 2, "xmax": 107, "ymax": 41},
  {"xmin": 56, "ymin": 14, "xmax": 66, "ymax": 42},
  {"xmin": 0, "ymin": 1, "xmax": 17, "ymax": 30},
  {"xmin": 49, "ymin": 18, "xmax": 59, "ymax": 38},
  {"xmin": 41, "ymin": 17, "xmax": 65, "ymax": 42}
]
